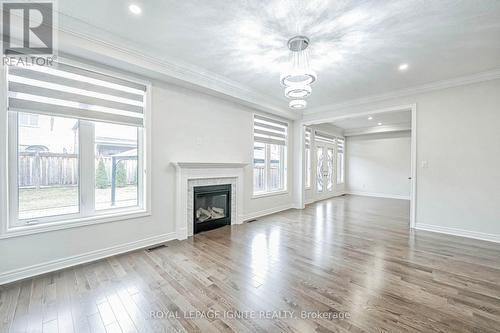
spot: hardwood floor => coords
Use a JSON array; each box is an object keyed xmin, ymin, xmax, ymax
[{"xmin": 2, "ymin": 195, "xmax": 500, "ymax": 333}]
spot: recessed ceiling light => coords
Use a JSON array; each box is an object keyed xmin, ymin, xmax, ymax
[
  {"xmin": 398, "ymin": 63, "xmax": 409, "ymax": 71},
  {"xmin": 378, "ymin": 122, "xmax": 382, "ymax": 126},
  {"xmin": 368, "ymin": 116, "xmax": 373, "ymax": 120},
  {"xmin": 129, "ymin": 4, "xmax": 142, "ymax": 15}
]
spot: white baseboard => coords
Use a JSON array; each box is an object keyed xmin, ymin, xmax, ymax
[
  {"xmin": 305, "ymin": 191, "xmax": 346, "ymax": 205},
  {"xmin": 346, "ymin": 191, "xmax": 410, "ymax": 200},
  {"xmin": 416, "ymin": 223, "xmax": 500, "ymax": 244},
  {"xmin": 0, "ymin": 232, "xmax": 176, "ymax": 285},
  {"xmin": 305, "ymin": 198, "xmax": 315, "ymax": 205},
  {"xmin": 242, "ymin": 204, "xmax": 293, "ymax": 222}
]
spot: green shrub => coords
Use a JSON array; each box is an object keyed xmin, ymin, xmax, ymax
[
  {"xmin": 116, "ymin": 161, "xmax": 127, "ymax": 187},
  {"xmin": 96, "ymin": 159, "xmax": 108, "ymax": 189}
]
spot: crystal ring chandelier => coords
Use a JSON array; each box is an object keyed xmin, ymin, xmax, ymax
[{"xmin": 280, "ymin": 36, "xmax": 316, "ymax": 109}]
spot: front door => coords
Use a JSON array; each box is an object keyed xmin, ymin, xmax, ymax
[{"xmin": 316, "ymin": 143, "xmax": 335, "ymax": 198}]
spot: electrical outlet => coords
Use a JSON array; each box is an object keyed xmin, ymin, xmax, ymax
[{"xmin": 421, "ymin": 160, "xmax": 428, "ymax": 168}]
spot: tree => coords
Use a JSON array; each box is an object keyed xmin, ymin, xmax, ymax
[
  {"xmin": 96, "ymin": 159, "xmax": 108, "ymax": 189},
  {"xmin": 116, "ymin": 161, "xmax": 127, "ymax": 187}
]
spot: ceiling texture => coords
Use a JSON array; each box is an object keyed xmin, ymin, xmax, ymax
[{"xmin": 57, "ymin": 0, "xmax": 500, "ymax": 116}]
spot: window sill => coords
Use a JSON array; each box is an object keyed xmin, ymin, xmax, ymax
[
  {"xmin": 252, "ymin": 190, "xmax": 289, "ymax": 199},
  {"xmin": 1, "ymin": 209, "xmax": 151, "ymax": 239}
]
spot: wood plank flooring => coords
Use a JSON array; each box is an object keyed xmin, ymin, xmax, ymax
[{"xmin": 1, "ymin": 195, "xmax": 500, "ymax": 333}]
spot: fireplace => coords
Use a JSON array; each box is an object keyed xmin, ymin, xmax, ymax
[{"xmin": 193, "ymin": 184, "xmax": 231, "ymax": 234}]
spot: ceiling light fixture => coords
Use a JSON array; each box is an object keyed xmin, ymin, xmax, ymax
[
  {"xmin": 378, "ymin": 122, "xmax": 383, "ymax": 126},
  {"xmin": 398, "ymin": 63, "xmax": 409, "ymax": 71},
  {"xmin": 289, "ymin": 99, "xmax": 307, "ymax": 110},
  {"xmin": 281, "ymin": 36, "xmax": 317, "ymax": 110},
  {"xmin": 285, "ymin": 84, "xmax": 311, "ymax": 99},
  {"xmin": 368, "ymin": 116, "xmax": 373, "ymax": 120},
  {"xmin": 128, "ymin": 4, "xmax": 142, "ymax": 15}
]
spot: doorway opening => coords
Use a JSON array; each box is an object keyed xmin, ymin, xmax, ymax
[{"xmin": 300, "ymin": 104, "xmax": 417, "ymax": 228}]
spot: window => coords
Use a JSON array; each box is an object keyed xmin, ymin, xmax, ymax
[
  {"xmin": 18, "ymin": 113, "xmax": 39, "ymax": 127},
  {"xmin": 253, "ymin": 115, "xmax": 288, "ymax": 195},
  {"xmin": 95, "ymin": 122, "xmax": 139, "ymax": 210},
  {"xmin": 337, "ymin": 137, "xmax": 345, "ymax": 184},
  {"xmin": 6, "ymin": 60, "xmax": 148, "ymax": 231},
  {"xmin": 17, "ymin": 113, "xmax": 79, "ymax": 220},
  {"xmin": 305, "ymin": 128, "xmax": 311, "ymax": 188}
]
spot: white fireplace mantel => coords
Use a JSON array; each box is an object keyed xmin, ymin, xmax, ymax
[
  {"xmin": 175, "ymin": 162, "xmax": 248, "ymax": 169},
  {"xmin": 173, "ymin": 162, "xmax": 249, "ymax": 240}
]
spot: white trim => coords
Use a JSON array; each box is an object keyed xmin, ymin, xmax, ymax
[
  {"xmin": 0, "ymin": 66, "xmax": 7, "ymax": 236},
  {"xmin": 304, "ymin": 69, "xmax": 500, "ymax": 115},
  {"xmin": 346, "ymin": 191, "xmax": 410, "ymax": 200},
  {"xmin": 304, "ymin": 191, "xmax": 346, "ymax": 205},
  {"xmin": 305, "ymin": 198, "xmax": 315, "ymax": 205},
  {"xmin": 410, "ymin": 104, "xmax": 417, "ymax": 229},
  {"xmin": 242, "ymin": 203, "xmax": 293, "ymax": 222},
  {"xmin": 176, "ymin": 162, "xmax": 249, "ymax": 169},
  {"xmin": 416, "ymin": 223, "xmax": 500, "ymax": 244},
  {"xmin": 251, "ymin": 190, "xmax": 289, "ymax": 199},
  {"xmin": 1, "ymin": 210, "xmax": 151, "ymax": 239},
  {"xmin": 0, "ymin": 232, "xmax": 176, "ymax": 285}
]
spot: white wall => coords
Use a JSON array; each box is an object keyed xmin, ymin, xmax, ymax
[
  {"xmin": 304, "ymin": 78, "xmax": 500, "ymax": 240},
  {"xmin": 0, "ymin": 78, "xmax": 295, "ymax": 280},
  {"xmin": 346, "ymin": 131, "xmax": 411, "ymax": 199}
]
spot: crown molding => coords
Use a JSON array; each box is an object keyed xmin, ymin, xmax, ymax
[
  {"xmin": 55, "ymin": 24, "xmax": 298, "ymax": 120},
  {"xmin": 304, "ymin": 68, "xmax": 500, "ymax": 115}
]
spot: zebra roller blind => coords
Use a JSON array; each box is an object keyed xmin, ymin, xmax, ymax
[
  {"xmin": 337, "ymin": 137, "xmax": 345, "ymax": 153},
  {"xmin": 7, "ymin": 61, "xmax": 147, "ymax": 126},
  {"xmin": 305, "ymin": 128, "xmax": 312, "ymax": 148},
  {"xmin": 254, "ymin": 115, "xmax": 288, "ymax": 146}
]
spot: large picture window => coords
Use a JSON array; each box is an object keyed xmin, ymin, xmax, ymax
[
  {"xmin": 5, "ymin": 60, "xmax": 148, "ymax": 231},
  {"xmin": 253, "ymin": 115, "xmax": 288, "ymax": 195}
]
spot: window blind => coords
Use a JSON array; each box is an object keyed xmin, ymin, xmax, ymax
[
  {"xmin": 7, "ymin": 62, "xmax": 147, "ymax": 126},
  {"xmin": 337, "ymin": 137, "xmax": 345, "ymax": 153},
  {"xmin": 315, "ymin": 131, "xmax": 335, "ymax": 144},
  {"xmin": 305, "ymin": 128, "xmax": 312, "ymax": 148},
  {"xmin": 254, "ymin": 115, "xmax": 288, "ymax": 146}
]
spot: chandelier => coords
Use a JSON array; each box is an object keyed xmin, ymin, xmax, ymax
[{"xmin": 280, "ymin": 36, "xmax": 316, "ymax": 110}]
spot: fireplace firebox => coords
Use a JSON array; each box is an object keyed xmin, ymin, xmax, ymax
[{"xmin": 193, "ymin": 184, "xmax": 231, "ymax": 234}]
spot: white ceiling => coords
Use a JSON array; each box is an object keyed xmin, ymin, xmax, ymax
[
  {"xmin": 57, "ymin": 0, "xmax": 500, "ymax": 114},
  {"xmin": 331, "ymin": 110, "xmax": 411, "ymax": 130}
]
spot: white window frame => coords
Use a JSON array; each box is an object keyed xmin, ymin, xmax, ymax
[
  {"xmin": 252, "ymin": 114, "xmax": 288, "ymax": 198},
  {"xmin": 0, "ymin": 59, "xmax": 152, "ymax": 238},
  {"xmin": 253, "ymin": 142, "xmax": 287, "ymax": 197}
]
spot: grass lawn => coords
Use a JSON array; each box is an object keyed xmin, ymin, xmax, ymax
[{"xmin": 19, "ymin": 185, "xmax": 138, "ymax": 219}]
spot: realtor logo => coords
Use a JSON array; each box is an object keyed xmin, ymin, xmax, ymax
[{"xmin": 2, "ymin": 1, "xmax": 56, "ymax": 65}]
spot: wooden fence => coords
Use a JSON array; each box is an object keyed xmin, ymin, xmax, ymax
[{"xmin": 18, "ymin": 152, "xmax": 137, "ymax": 188}]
